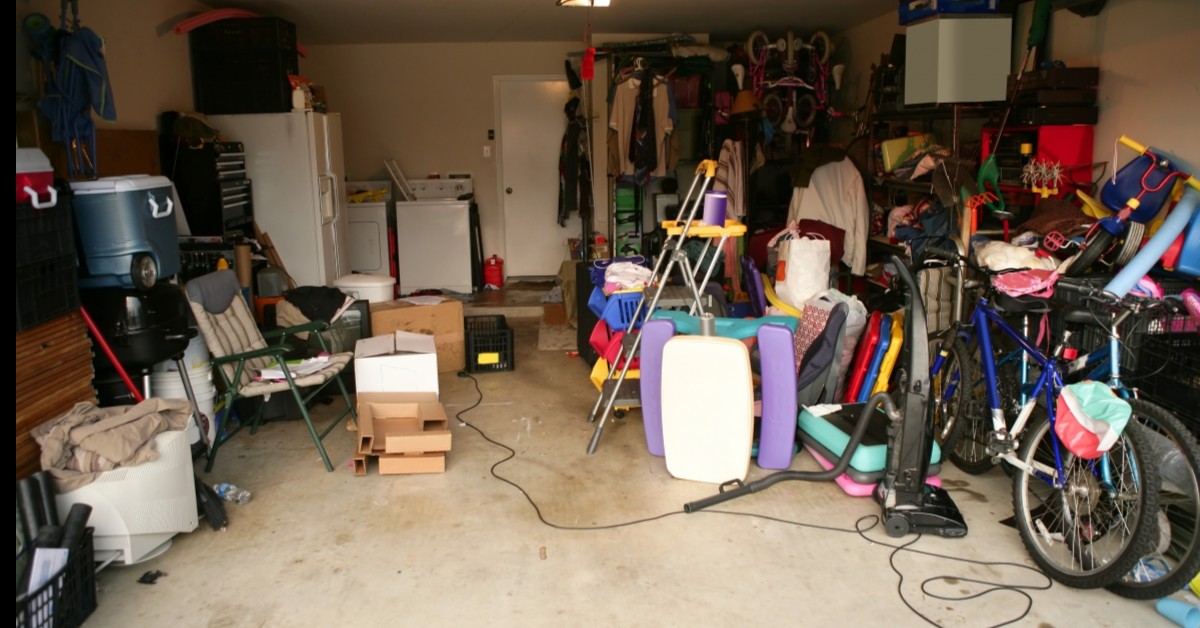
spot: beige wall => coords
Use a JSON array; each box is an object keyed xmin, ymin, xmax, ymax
[
  {"xmin": 300, "ymin": 41, "xmax": 584, "ymax": 261},
  {"xmin": 18, "ymin": 0, "xmax": 208, "ymax": 130},
  {"xmin": 832, "ymin": 11, "xmax": 902, "ymax": 133}
]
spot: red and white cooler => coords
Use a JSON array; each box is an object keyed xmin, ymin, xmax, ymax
[{"xmin": 17, "ymin": 148, "xmax": 57, "ymax": 208}]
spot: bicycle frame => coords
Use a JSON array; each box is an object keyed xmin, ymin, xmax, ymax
[{"xmin": 934, "ymin": 297, "xmax": 1097, "ymax": 490}]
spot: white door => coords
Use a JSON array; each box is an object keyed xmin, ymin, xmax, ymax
[{"xmin": 496, "ymin": 76, "xmax": 577, "ymax": 278}]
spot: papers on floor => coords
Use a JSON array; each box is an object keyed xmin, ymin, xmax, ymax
[{"xmin": 257, "ymin": 354, "xmax": 330, "ymax": 380}]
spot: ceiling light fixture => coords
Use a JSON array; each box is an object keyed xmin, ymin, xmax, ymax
[{"xmin": 556, "ymin": 0, "xmax": 610, "ymax": 7}]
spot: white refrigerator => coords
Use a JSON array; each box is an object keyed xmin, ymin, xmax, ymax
[{"xmin": 207, "ymin": 111, "xmax": 350, "ymax": 288}]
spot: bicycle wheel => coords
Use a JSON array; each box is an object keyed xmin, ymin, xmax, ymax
[
  {"xmin": 809, "ymin": 31, "xmax": 833, "ymax": 65},
  {"xmin": 1108, "ymin": 399, "xmax": 1200, "ymax": 600},
  {"xmin": 746, "ymin": 30, "xmax": 772, "ymax": 66},
  {"xmin": 1063, "ymin": 226, "xmax": 1116, "ymax": 277},
  {"xmin": 934, "ymin": 332, "xmax": 998, "ymax": 475},
  {"xmin": 761, "ymin": 92, "xmax": 786, "ymax": 130},
  {"xmin": 793, "ymin": 93, "xmax": 818, "ymax": 129},
  {"xmin": 1012, "ymin": 417, "xmax": 1160, "ymax": 588},
  {"xmin": 929, "ymin": 334, "xmax": 973, "ymax": 461}
]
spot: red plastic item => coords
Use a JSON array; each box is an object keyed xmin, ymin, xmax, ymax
[
  {"xmin": 484, "ymin": 255, "xmax": 505, "ymax": 288},
  {"xmin": 1162, "ymin": 233, "xmax": 1184, "ymax": 271}
]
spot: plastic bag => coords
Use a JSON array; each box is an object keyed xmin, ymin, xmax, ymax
[
  {"xmin": 774, "ymin": 234, "xmax": 831, "ymax": 309},
  {"xmin": 1054, "ymin": 381, "xmax": 1131, "ymax": 459}
]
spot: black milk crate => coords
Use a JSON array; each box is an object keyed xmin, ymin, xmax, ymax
[
  {"xmin": 16, "ymin": 253, "xmax": 79, "ymax": 332},
  {"xmin": 16, "ymin": 527, "xmax": 97, "ymax": 628},
  {"xmin": 1135, "ymin": 332, "xmax": 1200, "ymax": 433},
  {"xmin": 16, "ymin": 183, "xmax": 74, "ymax": 266},
  {"xmin": 465, "ymin": 315, "xmax": 515, "ymax": 373}
]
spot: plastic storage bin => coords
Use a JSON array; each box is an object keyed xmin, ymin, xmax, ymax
[
  {"xmin": 16, "ymin": 253, "xmax": 79, "ymax": 333},
  {"xmin": 70, "ymin": 176, "xmax": 181, "ymax": 289},
  {"xmin": 465, "ymin": 315, "xmax": 515, "ymax": 373},
  {"xmin": 17, "ymin": 181, "xmax": 74, "ymax": 267},
  {"xmin": 189, "ymin": 17, "xmax": 299, "ymax": 115}
]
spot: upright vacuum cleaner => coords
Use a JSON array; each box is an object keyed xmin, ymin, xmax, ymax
[{"xmin": 685, "ymin": 255, "xmax": 968, "ymax": 538}]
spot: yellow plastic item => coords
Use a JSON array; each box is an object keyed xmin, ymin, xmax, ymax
[
  {"xmin": 872, "ymin": 311, "xmax": 905, "ymax": 396},
  {"xmin": 880, "ymin": 134, "xmax": 932, "ymax": 173},
  {"xmin": 758, "ymin": 270, "xmax": 803, "ymax": 318},
  {"xmin": 589, "ymin": 357, "xmax": 639, "ymax": 392},
  {"xmin": 661, "ymin": 219, "xmax": 748, "ymax": 238},
  {"xmin": 1191, "ymin": 570, "xmax": 1199, "ymax": 597}
]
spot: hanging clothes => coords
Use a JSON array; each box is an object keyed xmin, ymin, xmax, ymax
[
  {"xmin": 786, "ymin": 158, "xmax": 870, "ymax": 275},
  {"xmin": 608, "ymin": 70, "xmax": 676, "ymax": 181},
  {"xmin": 30, "ymin": 1, "xmax": 117, "ymax": 178},
  {"xmin": 558, "ymin": 96, "xmax": 593, "ymax": 227}
]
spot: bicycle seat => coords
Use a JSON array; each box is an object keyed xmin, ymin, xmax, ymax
[
  {"xmin": 1060, "ymin": 305, "xmax": 1106, "ymax": 327},
  {"xmin": 992, "ymin": 292, "xmax": 1053, "ymax": 314}
]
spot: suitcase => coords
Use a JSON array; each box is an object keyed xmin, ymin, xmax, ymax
[{"xmin": 71, "ymin": 176, "xmax": 181, "ymax": 289}]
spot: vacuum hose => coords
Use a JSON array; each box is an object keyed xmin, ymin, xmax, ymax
[{"xmin": 684, "ymin": 392, "xmax": 902, "ymax": 513}]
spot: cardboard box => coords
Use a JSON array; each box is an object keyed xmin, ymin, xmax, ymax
[
  {"xmin": 354, "ymin": 331, "xmax": 440, "ymax": 395},
  {"xmin": 543, "ymin": 302, "xmax": 566, "ymax": 325},
  {"xmin": 377, "ymin": 452, "xmax": 446, "ymax": 475},
  {"xmin": 370, "ymin": 297, "xmax": 466, "ymax": 373},
  {"xmin": 356, "ymin": 392, "xmax": 452, "ymax": 455}
]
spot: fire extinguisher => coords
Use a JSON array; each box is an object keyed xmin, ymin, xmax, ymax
[{"xmin": 484, "ymin": 255, "xmax": 504, "ymax": 289}]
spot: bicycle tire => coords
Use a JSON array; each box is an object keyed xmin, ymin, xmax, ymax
[
  {"xmin": 1012, "ymin": 417, "xmax": 1160, "ymax": 588},
  {"xmin": 793, "ymin": 93, "xmax": 818, "ymax": 129},
  {"xmin": 940, "ymin": 333, "xmax": 1001, "ymax": 475},
  {"xmin": 747, "ymin": 30, "xmax": 771, "ymax": 67},
  {"xmin": 1063, "ymin": 226, "xmax": 1116, "ymax": 277},
  {"xmin": 929, "ymin": 334, "xmax": 972, "ymax": 460},
  {"xmin": 809, "ymin": 31, "xmax": 833, "ymax": 65},
  {"xmin": 761, "ymin": 92, "xmax": 786, "ymax": 130},
  {"xmin": 1108, "ymin": 398, "xmax": 1200, "ymax": 600}
]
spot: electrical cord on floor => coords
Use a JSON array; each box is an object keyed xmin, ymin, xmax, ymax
[{"xmin": 454, "ymin": 371, "xmax": 1052, "ymax": 627}]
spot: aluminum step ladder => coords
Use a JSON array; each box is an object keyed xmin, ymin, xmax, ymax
[{"xmin": 586, "ymin": 160, "xmax": 746, "ymax": 454}]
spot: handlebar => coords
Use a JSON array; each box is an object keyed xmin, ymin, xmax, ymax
[
  {"xmin": 1118, "ymin": 134, "xmax": 1147, "ymax": 155},
  {"xmin": 1118, "ymin": 135, "xmax": 1198, "ymax": 190}
]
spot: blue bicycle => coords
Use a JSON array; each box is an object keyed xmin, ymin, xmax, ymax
[
  {"xmin": 1052, "ymin": 279, "xmax": 1200, "ymax": 600},
  {"xmin": 926, "ymin": 248, "xmax": 1160, "ymax": 589}
]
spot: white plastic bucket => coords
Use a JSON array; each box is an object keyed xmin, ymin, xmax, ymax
[
  {"xmin": 334, "ymin": 273, "xmax": 395, "ymax": 303},
  {"xmin": 151, "ymin": 367, "xmax": 216, "ymax": 446},
  {"xmin": 153, "ymin": 332, "xmax": 210, "ymax": 373}
]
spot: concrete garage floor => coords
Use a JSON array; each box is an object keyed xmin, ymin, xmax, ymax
[{"xmin": 83, "ymin": 302, "xmax": 1169, "ymax": 627}]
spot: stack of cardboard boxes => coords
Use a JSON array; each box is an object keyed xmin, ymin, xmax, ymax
[{"xmin": 351, "ymin": 296, "xmax": 466, "ymax": 475}]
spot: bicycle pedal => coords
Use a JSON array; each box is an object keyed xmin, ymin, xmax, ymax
[{"xmin": 988, "ymin": 432, "xmax": 1015, "ymax": 455}]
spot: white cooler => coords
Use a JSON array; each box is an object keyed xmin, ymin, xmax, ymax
[{"xmin": 335, "ymin": 273, "xmax": 396, "ymax": 303}]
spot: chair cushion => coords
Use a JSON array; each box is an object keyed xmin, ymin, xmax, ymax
[
  {"xmin": 186, "ymin": 270, "xmax": 241, "ymax": 314},
  {"xmin": 237, "ymin": 352, "xmax": 354, "ymax": 396}
]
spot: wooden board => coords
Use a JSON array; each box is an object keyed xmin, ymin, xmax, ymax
[{"xmin": 16, "ymin": 311, "xmax": 96, "ymax": 479}]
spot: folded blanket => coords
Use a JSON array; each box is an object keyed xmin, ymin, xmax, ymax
[{"xmin": 32, "ymin": 398, "xmax": 192, "ymax": 492}]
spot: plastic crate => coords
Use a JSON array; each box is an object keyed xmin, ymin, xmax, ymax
[
  {"xmin": 16, "ymin": 183, "xmax": 74, "ymax": 266},
  {"xmin": 189, "ymin": 17, "xmax": 299, "ymax": 114},
  {"xmin": 465, "ymin": 315, "xmax": 515, "ymax": 373},
  {"xmin": 16, "ymin": 253, "xmax": 79, "ymax": 333},
  {"xmin": 1135, "ymin": 333, "xmax": 1200, "ymax": 432},
  {"xmin": 16, "ymin": 527, "xmax": 98, "ymax": 628}
]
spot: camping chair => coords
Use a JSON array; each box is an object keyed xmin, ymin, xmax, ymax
[{"xmin": 185, "ymin": 270, "xmax": 356, "ymax": 472}]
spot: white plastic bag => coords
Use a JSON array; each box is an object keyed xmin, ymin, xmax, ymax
[
  {"xmin": 813, "ymin": 288, "xmax": 867, "ymax": 398},
  {"xmin": 774, "ymin": 235, "xmax": 831, "ymax": 310}
]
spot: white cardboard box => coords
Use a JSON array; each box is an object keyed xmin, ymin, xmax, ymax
[
  {"xmin": 354, "ymin": 331, "xmax": 440, "ymax": 395},
  {"xmin": 905, "ymin": 16, "xmax": 1012, "ymax": 105}
]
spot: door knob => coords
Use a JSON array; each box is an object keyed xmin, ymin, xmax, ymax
[{"xmin": 505, "ymin": 187, "xmax": 513, "ymax": 194}]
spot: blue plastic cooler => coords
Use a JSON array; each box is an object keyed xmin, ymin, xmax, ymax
[{"xmin": 71, "ymin": 175, "xmax": 181, "ymax": 289}]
